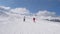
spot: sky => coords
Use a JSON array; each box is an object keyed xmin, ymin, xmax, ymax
[{"xmin": 0, "ymin": 0, "xmax": 60, "ymax": 16}]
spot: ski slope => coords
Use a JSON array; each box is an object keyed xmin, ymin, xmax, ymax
[{"xmin": 0, "ymin": 15, "xmax": 60, "ymax": 34}]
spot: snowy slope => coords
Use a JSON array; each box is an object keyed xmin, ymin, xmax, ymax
[
  {"xmin": 0, "ymin": 6, "xmax": 60, "ymax": 34},
  {"xmin": 0, "ymin": 15, "xmax": 60, "ymax": 34}
]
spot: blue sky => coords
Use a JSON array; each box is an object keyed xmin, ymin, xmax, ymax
[{"xmin": 0, "ymin": 0, "xmax": 60, "ymax": 15}]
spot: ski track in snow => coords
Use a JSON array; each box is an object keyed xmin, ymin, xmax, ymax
[{"xmin": 0, "ymin": 16, "xmax": 60, "ymax": 34}]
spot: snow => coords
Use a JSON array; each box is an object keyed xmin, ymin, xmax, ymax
[
  {"xmin": 0, "ymin": 6, "xmax": 60, "ymax": 34},
  {"xmin": 0, "ymin": 15, "xmax": 60, "ymax": 34}
]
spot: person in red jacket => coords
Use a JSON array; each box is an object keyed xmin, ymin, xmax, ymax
[{"xmin": 33, "ymin": 17, "xmax": 35, "ymax": 22}]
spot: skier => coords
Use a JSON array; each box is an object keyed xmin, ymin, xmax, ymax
[
  {"xmin": 33, "ymin": 17, "xmax": 35, "ymax": 22},
  {"xmin": 23, "ymin": 16, "xmax": 25, "ymax": 22}
]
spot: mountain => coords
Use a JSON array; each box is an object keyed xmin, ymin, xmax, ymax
[
  {"xmin": 0, "ymin": 6, "xmax": 10, "ymax": 17},
  {"xmin": 0, "ymin": 14, "xmax": 60, "ymax": 34},
  {"xmin": 0, "ymin": 6, "xmax": 60, "ymax": 34},
  {"xmin": 42, "ymin": 16, "xmax": 60, "ymax": 22}
]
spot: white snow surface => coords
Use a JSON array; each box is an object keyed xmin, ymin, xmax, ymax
[{"xmin": 0, "ymin": 15, "xmax": 60, "ymax": 34}]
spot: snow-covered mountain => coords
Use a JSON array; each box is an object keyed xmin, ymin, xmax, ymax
[
  {"xmin": 0, "ymin": 6, "xmax": 60, "ymax": 34},
  {"xmin": 0, "ymin": 15, "xmax": 60, "ymax": 34}
]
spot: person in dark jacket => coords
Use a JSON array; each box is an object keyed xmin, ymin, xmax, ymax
[{"xmin": 23, "ymin": 16, "xmax": 25, "ymax": 22}]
